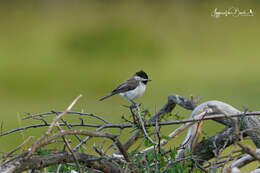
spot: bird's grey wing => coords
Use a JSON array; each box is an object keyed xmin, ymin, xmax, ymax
[{"xmin": 111, "ymin": 78, "xmax": 139, "ymax": 94}]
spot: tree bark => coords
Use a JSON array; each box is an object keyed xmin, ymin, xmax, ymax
[{"xmin": 0, "ymin": 151, "xmax": 122, "ymax": 173}]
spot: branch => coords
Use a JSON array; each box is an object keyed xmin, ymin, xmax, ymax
[
  {"xmin": 0, "ymin": 151, "xmax": 122, "ymax": 173},
  {"xmin": 193, "ymin": 128, "xmax": 245, "ymax": 162},
  {"xmin": 37, "ymin": 129, "xmax": 131, "ymax": 163},
  {"xmin": 225, "ymin": 149, "xmax": 260, "ymax": 169},
  {"xmin": 123, "ymin": 94, "xmax": 185, "ymax": 150},
  {"xmin": 142, "ymin": 121, "xmax": 193, "ymax": 153},
  {"xmin": 2, "ymin": 111, "xmax": 260, "ymax": 137},
  {"xmin": 4, "ymin": 136, "xmax": 34, "ymax": 159},
  {"xmin": 177, "ymin": 100, "xmax": 260, "ymax": 159},
  {"xmin": 55, "ymin": 124, "xmax": 82, "ymax": 173},
  {"xmin": 23, "ymin": 111, "xmax": 110, "ymax": 124},
  {"xmin": 28, "ymin": 95, "xmax": 82, "ymax": 157},
  {"xmin": 135, "ymin": 103, "xmax": 156, "ymax": 145},
  {"xmin": 237, "ymin": 142, "xmax": 260, "ymax": 161}
]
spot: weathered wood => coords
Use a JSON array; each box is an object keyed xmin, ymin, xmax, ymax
[
  {"xmin": 193, "ymin": 128, "xmax": 245, "ymax": 161},
  {"xmin": 177, "ymin": 100, "xmax": 260, "ymax": 160},
  {"xmin": 0, "ymin": 151, "xmax": 122, "ymax": 173}
]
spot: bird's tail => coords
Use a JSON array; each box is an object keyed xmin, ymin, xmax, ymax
[{"xmin": 99, "ymin": 93, "xmax": 115, "ymax": 101}]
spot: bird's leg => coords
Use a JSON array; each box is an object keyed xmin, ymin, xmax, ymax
[
  {"xmin": 129, "ymin": 99, "xmax": 137, "ymax": 108},
  {"xmin": 130, "ymin": 100, "xmax": 142, "ymax": 107}
]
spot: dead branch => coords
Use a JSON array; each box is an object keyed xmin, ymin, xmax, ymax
[
  {"xmin": 123, "ymin": 94, "xmax": 194, "ymax": 151},
  {"xmin": 237, "ymin": 142, "xmax": 260, "ymax": 161},
  {"xmin": 3, "ymin": 136, "xmax": 33, "ymax": 159},
  {"xmin": 176, "ymin": 100, "xmax": 260, "ymax": 160},
  {"xmin": 1, "ymin": 94, "xmax": 260, "ymax": 172},
  {"xmin": 28, "ymin": 95, "xmax": 82, "ymax": 157},
  {"xmin": 55, "ymin": 124, "xmax": 82, "ymax": 173},
  {"xmin": 2, "ymin": 110, "xmax": 260, "ymax": 137},
  {"xmin": 37, "ymin": 129, "xmax": 131, "ymax": 161},
  {"xmin": 23, "ymin": 111, "xmax": 110, "ymax": 124},
  {"xmin": 193, "ymin": 128, "xmax": 244, "ymax": 161},
  {"xmin": 135, "ymin": 103, "xmax": 157, "ymax": 145},
  {"xmin": 225, "ymin": 149, "xmax": 260, "ymax": 169},
  {"xmin": 0, "ymin": 151, "xmax": 122, "ymax": 173}
]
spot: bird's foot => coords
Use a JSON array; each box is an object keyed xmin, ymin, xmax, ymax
[{"xmin": 130, "ymin": 101, "xmax": 142, "ymax": 109}]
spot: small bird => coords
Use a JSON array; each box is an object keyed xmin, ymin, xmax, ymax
[{"xmin": 99, "ymin": 70, "xmax": 151, "ymax": 103}]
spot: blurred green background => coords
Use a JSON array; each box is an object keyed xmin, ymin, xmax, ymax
[{"xmin": 0, "ymin": 0, "xmax": 259, "ymax": 170}]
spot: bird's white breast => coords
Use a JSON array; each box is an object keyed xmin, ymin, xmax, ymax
[{"xmin": 119, "ymin": 82, "xmax": 146, "ymax": 100}]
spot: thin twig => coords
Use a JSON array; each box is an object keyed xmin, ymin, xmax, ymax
[
  {"xmin": 28, "ymin": 94, "xmax": 82, "ymax": 158},
  {"xmin": 55, "ymin": 124, "xmax": 83, "ymax": 173},
  {"xmin": 237, "ymin": 142, "xmax": 260, "ymax": 161},
  {"xmin": 73, "ymin": 126, "xmax": 105, "ymax": 151},
  {"xmin": 60, "ymin": 118, "xmax": 83, "ymax": 143},
  {"xmin": 142, "ymin": 122, "xmax": 193, "ymax": 153},
  {"xmin": 2, "ymin": 111, "xmax": 260, "ymax": 137},
  {"xmin": 4, "ymin": 136, "xmax": 34, "ymax": 159},
  {"xmin": 23, "ymin": 111, "xmax": 109, "ymax": 124},
  {"xmin": 135, "ymin": 103, "xmax": 157, "ymax": 145}
]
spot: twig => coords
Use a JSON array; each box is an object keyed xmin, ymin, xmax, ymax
[
  {"xmin": 23, "ymin": 111, "xmax": 109, "ymax": 124},
  {"xmin": 237, "ymin": 142, "xmax": 260, "ymax": 161},
  {"xmin": 135, "ymin": 103, "xmax": 157, "ymax": 145},
  {"xmin": 55, "ymin": 124, "xmax": 83, "ymax": 173},
  {"xmin": 142, "ymin": 122, "xmax": 193, "ymax": 153},
  {"xmin": 123, "ymin": 94, "xmax": 178, "ymax": 151},
  {"xmin": 33, "ymin": 129, "xmax": 131, "ymax": 164},
  {"xmin": 60, "ymin": 118, "xmax": 83, "ymax": 143},
  {"xmin": 225, "ymin": 149, "xmax": 260, "ymax": 169},
  {"xmin": 2, "ymin": 111, "xmax": 260, "ymax": 137},
  {"xmin": 154, "ymin": 117, "xmax": 160, "ymax": 173},
  {"xmin": 4, "ymin": 136, "xmax": 34, "ymax": 159},
  {"xmin": 28, "ymin": 94, "xmax": 82, "ymax": 158},
  {"xmin": 56, "ymin": 164, "xmax": 62, "ymax": 173},
  {"xmin": 73, "ymin": 126, "xmax": 105, "ymax": 151},
  {"xmin": 161, "ymin": 157, "xmax": 191, "ymax": 173}
]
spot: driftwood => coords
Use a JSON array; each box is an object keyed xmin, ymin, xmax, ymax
[
  {"xmin": 0, "ymin": 94, "xmax": 260, "ymax": 172},
  {"xmin": 176, "ymin": 100, "xmax": 260, "ymax": 160}
]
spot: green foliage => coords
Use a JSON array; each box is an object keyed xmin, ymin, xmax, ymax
[
  {"xmin": 130, "ymin": 147, "xmax": 205, "ymax": 173},
  {"xmin": 144, "ymin": 139, "xmax": 154, "ymax": 147},
  {"xmin": 35, "ymin": 148, "xmax": 79, "ymax": 172},
  {"xmin": 36, "ymin": 147, "xmax": 51, "ymax": 156},
  {"xmin": 46, "ymin": 164, "xmax": 78, "ymax": 172}
]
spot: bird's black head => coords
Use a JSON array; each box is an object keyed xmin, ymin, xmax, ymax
[{"xmin": 135, "ymin": 70, "xmax": 150, "ymax": 84}]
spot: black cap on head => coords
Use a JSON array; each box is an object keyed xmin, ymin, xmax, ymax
[{"xmin": 135, "ymin": 70, "xmax": 148, "ymax": 79}]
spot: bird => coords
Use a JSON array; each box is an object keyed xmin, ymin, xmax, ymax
[{"xmin": 99, "ymin": 70, "xmax": 151, "ymax": 104}]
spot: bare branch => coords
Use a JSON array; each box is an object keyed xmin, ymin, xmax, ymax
[
  {"xmin": 55, "ymin": 124, "xmax": 82, "ymax": 173},
  {"xmin": 142, "ymin": 122, "xmax": 193, "ymax": 153},
  {"xmin": 0, "ymin": 151, "xmax": 122, "ymax": 173},
  {"xmin": 1, "ymin": 111, "xmax": 260, "ymax": 138},
  {"xmin": 237, "ymin": 142, "xmax": 260, "ymax": 161},
  {"xmin": 4, "ymin": 136, "xmax": 34, "ymax": 159},
  {"xmin": 123, "ymin": 94, "xmax": 180, "ymax": 150},
  {"xmin": 135, "ymin": 103, "xmax": 157, "ymax": 145},
  {"xmin": 23, "ymin": 111, "xmax": 110, "ymax": 124},
  {"xmin": 227, "ymin": 149, "xmax": 260, "ymax": 169},
  {"xmin": 28, "ymin": 95, "xmax": 82, "ymax": 157}
]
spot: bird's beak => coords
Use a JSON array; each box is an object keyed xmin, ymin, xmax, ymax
[{"xmin": 142, "ymin": 78, "xmax": 152, "ymax": 82}]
